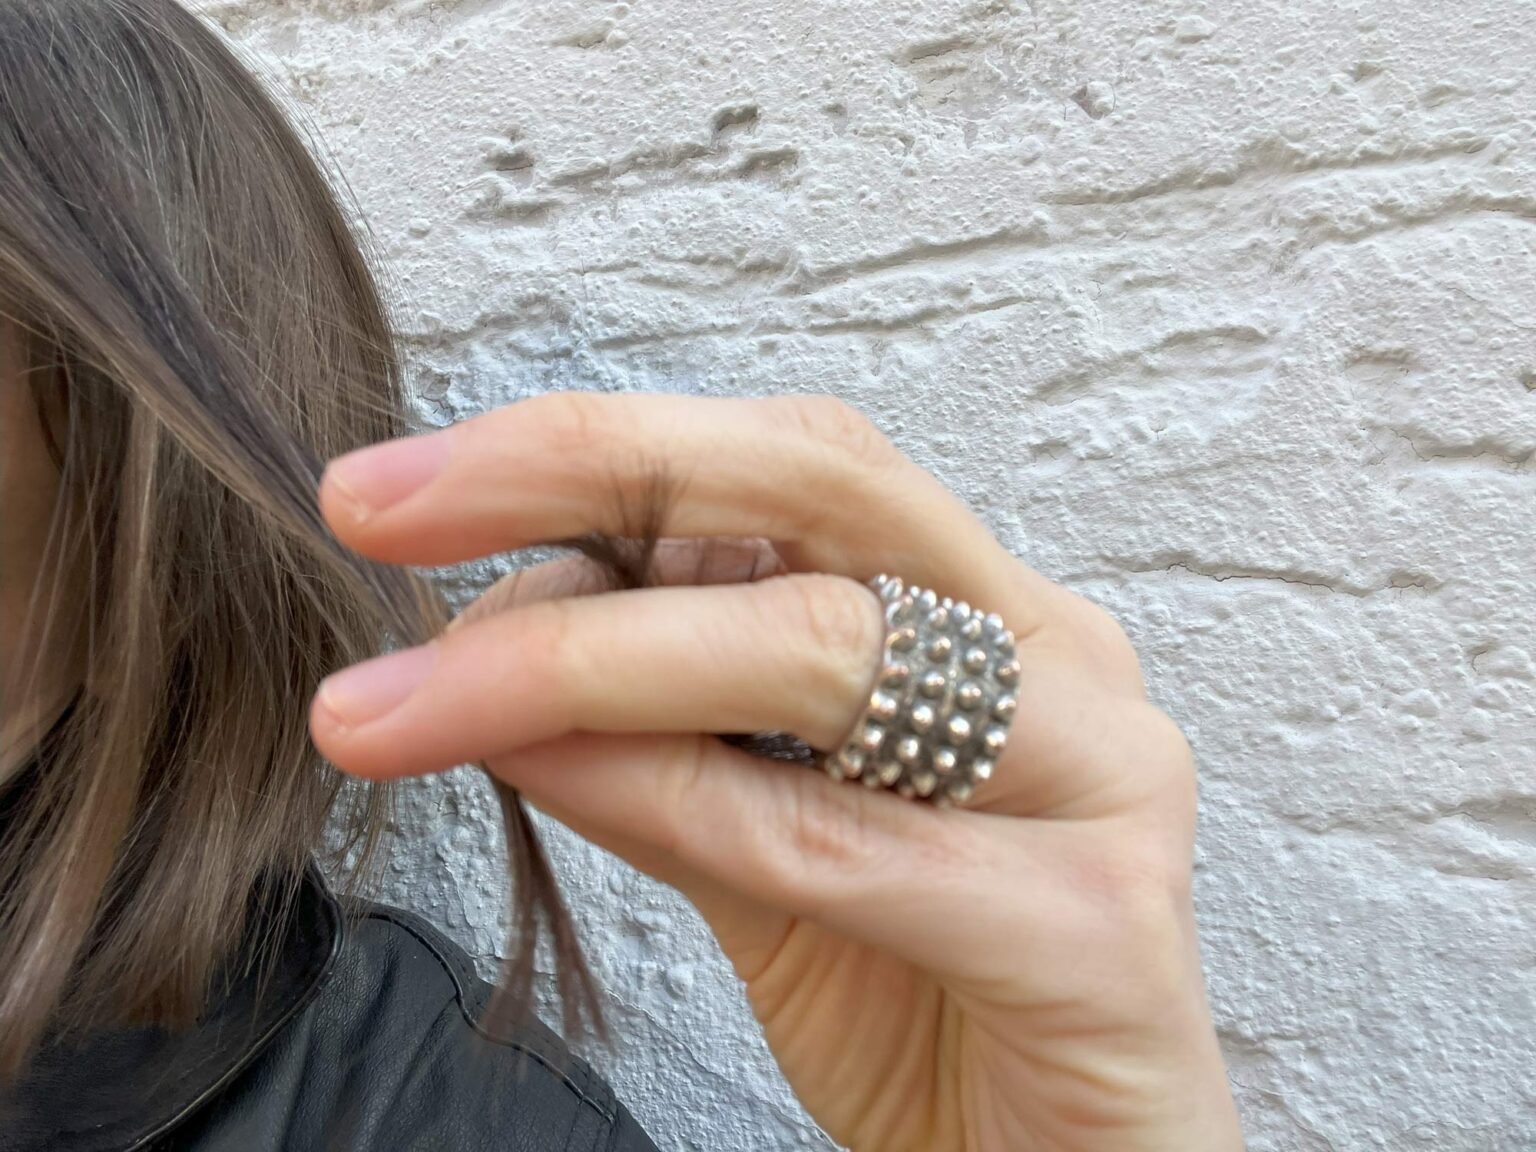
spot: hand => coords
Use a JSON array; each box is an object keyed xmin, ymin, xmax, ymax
[{"xmin": 309, "ymin": 392, "xmax": 1244, "ymax": 1152}]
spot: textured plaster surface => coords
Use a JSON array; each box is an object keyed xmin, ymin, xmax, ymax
[{"xmin": 213, "ymin": 1, "xmax": 1535, "ymax": 1148}]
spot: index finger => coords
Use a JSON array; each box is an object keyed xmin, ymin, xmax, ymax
[{"xmin": 318, "ymin": 391, "xmax": 1053, "ymax": 635}]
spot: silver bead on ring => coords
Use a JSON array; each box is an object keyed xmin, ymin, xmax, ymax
[{"xmin": 821, "ymin": 574, "xmax": 1017, "ymax": 806}]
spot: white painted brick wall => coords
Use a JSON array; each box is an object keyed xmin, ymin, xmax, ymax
[{"xmin": 211, "ymin": 1, "xmax": 1535, "ymax": 1147}]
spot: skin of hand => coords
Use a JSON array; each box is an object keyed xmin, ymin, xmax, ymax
[{"xmin": 308, "ymin": 392, "xmax": 1246, "ymax": 1152}]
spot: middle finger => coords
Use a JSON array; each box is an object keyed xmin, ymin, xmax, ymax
[
  {"xmin": 314, "ymin": 573, "xmax": 888, "ymax": 778},
  {"xmin": 311, "ymin": 572, "xmax": 1157, "ymax": 818}
]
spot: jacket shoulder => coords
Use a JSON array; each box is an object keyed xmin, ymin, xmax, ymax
[{"xmin": 173, "ymin": 899, "xmax": 659, "ymax": 1152}]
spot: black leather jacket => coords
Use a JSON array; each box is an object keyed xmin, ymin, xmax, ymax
[{"xmin": 0, "ymin": 865, "xmax": 660, "ymax": 1152}]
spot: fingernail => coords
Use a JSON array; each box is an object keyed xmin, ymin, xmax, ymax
[
  {"xmin": 317, "ymin": 645, "xmax": 436, "ymax": 727},
  {"xmin": 325, "ymin": 432, "xmax": 450, "ymax": 519}
]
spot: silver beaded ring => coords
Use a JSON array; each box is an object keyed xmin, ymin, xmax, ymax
[{"xmin": 821, "ymin": 574, "xmax": 1019, "ymax": 806}]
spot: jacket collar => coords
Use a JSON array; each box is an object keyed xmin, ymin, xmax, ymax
[{"xmin": 0, "ymin": 861, "xmax": 344, "ymax": 1152}]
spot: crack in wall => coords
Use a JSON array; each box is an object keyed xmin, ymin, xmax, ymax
[{"xmin": 1093, "ymin": 559, "xmax": 1444, "ymax": 599}]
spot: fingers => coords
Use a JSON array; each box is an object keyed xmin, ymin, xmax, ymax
[
  {"xmin": 312, "ymin": 571, "xmax": 1177, "ymax": 820},
  {"xmin": 317, "ymin": 392, "xmax": 1048, "ymax": 637}
]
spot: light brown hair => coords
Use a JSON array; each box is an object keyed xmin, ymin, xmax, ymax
[{"xmin": 0, "ymin": 0, "xmax": 615, "ymax": 1076}]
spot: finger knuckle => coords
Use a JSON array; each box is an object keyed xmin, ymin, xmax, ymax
[
  {"xmin": 1066, "ymin": 828, "xmax": 1192, "ymax": 953},
  {"xmin": 787, "ymin": 572, "xmax": 882, "ymax": 653},
  {"xmin": 521, "ymin": 596, "xmax": 580, "ymax": 710},
  {"xmin": 1141, "ymin": 701, "xmax": 1194, "ymax": 764},
  {"xmin": 654, "ymin": 737, "xmax": 715, "ymax": 860},
  {"xmin": 759, "ymin": 780, "xmax": 972, "ymax": 916},
  {"xmin": 1057, "ymin": 702, "xmax": 1198, "ymax": 913},
  {"xmin": 771, "ymin": 393, "xmax": 893, "ymax": 464},
  {"xmin": 527, "ymin": 390, "xmax": 606, "ymax": 455},
  {"xmin": 1066, "ymin": 594, "xmax": 1145, "ymax": 690},
  {"xmin": 769, "ymin": 573, "xmax": 885, "ymax": 704},
  {"xmin": 759, "ymin": 776, "xmax": 881, "ymax": 905},
  {"xmin": 1136, "ymin": 703, "xmax": 1197, "ymax": 810}
]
